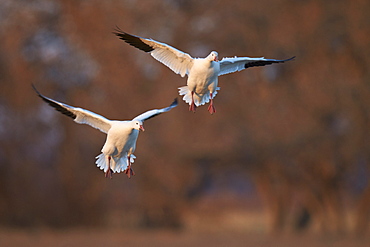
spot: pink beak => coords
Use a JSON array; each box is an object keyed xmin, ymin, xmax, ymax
[
  {"xmin": 139, "ymin": 125, "xmax": 145, "ymax": 131},
  {"xmin": 214, "ymin": 57, "xmax": 219, "ymax": 62}
]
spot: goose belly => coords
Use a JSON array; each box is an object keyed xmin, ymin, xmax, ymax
[
  {"xmin": 188, "ymin": 67, "xmax": 218, "ymax": 95},
  {"xmin": 103, "ymin": 127, "xmax": 139, "ymax": 157}
]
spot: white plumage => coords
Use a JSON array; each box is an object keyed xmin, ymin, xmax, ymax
[
  {"xmin": 113, "ymin": 27, "xmax": 295, "ymax": 114},
  {"xmin": 33, "ymin": 85, "xmax": 178, "ymax": 178}
]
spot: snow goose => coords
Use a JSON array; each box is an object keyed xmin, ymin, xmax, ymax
[
  {"xmin": 33, "ymin": 85, "xmax": 178, "ymax": 178},
  {"xmin": 113, "ymin": 27, "xmax": 295, "ymax": 114}
]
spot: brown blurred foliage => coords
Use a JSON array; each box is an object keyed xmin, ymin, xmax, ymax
[{"xmin": 0, "ymin": 0, "xmax": 369, "ymax": 235}]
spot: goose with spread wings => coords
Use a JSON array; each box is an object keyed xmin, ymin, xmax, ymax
[
  {"xmin": 113, "ymin": 27, "xmax": 295, "ymax": 114},
  {"xmin": 33, "ymin": 85, "xmax": 178, "ymax": 178}
]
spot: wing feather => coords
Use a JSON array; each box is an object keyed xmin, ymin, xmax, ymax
[
  {"xmin": 219, "ymin": 56, "xmax": 295, "ymax": 76},
  {"xmin": 113, "ymin": 27, "xmax": 194, "ymax": 77},
  {"xmin": 133, "ymin": 98, "xmax": 178, "ymax": 122},
  {"xmin": 33, "ymin": 85, "xmax": 112, "ymax": 133}
]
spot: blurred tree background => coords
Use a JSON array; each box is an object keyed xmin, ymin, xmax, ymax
[{"xmin": 0, "ymin": 0, "xmax": 369, "ymax": 237}]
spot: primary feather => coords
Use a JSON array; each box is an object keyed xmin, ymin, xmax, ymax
[
  {"xmin": 113, "ymin": 28, "xmax": 295, "ymax": 114},
  {"xmin": 33, "ymin": 85, "xmax": 111, "ymax": 133},
  {"xmin": 33, "ymin": 85, "xmax": 178, "ymax": 178}
]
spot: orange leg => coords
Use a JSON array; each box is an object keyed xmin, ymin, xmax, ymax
[
  {"xmin": 189, "ymin": 91, "xmax": 196, "ymax": 113},
  {"xmin": 105, "ymin": 156, "xmax": 113, "ymax": 179},
  {"xmin": 207, "ymin": 92, "xmax": 216, "ymax": 114},
  {"xmin": 124, "ymin": 155, "xmax": 135, "ymax": 178}
]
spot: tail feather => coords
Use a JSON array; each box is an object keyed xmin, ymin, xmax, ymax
[
  {"xmin": 95, "ymin": 153, "xmax": 136, "ymax": 174},
  {"xmin": 95, "ymin": 153, "xmax": 107, "ymax": 172},
  {"xmin": 178, "ymin": 86, "xmax": 220, "ymax": 106}
]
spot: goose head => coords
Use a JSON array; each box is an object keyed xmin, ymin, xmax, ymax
[
  {"xmin": 207, "ymin": 51, "xmax": 219, "ymax": 62},
  {"xmin": 132, "ymin": 120, "xmax": 144, "ymax": 131}
]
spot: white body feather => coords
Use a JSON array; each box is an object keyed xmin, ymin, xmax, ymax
[
  {"xmin": 179, "ymin": 58, "xmax": 221, "ymax": 106},
  {"xmin": 34, "ymin": 86, "xmax": 177, "ymax": 176},
  {"xmin": 113, "ymin": 29, "xmax": 294, "ymax": 110},
  {"xmin": 96, "ymin": 121, "xmax": 139, "ymax": 173}
]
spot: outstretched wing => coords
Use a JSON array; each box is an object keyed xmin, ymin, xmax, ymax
[
  {"xmin": 33, "ymin": 85, "xmax": 112, "ymax": 133},
  {"xmin": 133, "ymin": 98, "xmax": 178, "ymax": 122},
  {"xmin": 113, "ymin": 27, "xmax": 194, "ymax": 77},
  {"xmin": 219, "ymin": 56, "xmax": 295, "ymax": 76}
]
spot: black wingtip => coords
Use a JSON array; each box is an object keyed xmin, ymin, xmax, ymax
[
  {"xmin": 32, "ymin": 85, "xmax": 77, "ymax": 119},
  {"xmin": 244, "ymin": 55, "xmax": 296, "ymax": 69},
  {"xmin": 274, "ymin": 56, "xmax": 296, "ymax": 63},
  {"xmin": 32, "ymin": 84, "xmax": 52, "ymax": 104},
  {"xmin": 285, "ymin": 56, "xmax": 296, "ymax": 61},
  {"xmin": 112, "ymin": 25, "xmax": 124, "ymax": 36},
  {"xmin": 32, "ymin": 84, "xmax": 42, "ymax": 97},
  {"xmin": 170, "ymin": 98, "xmax": 178, "ymax": 108},
  {"xmin": 112, "ymin": 26, "xmax": 154, "ymax": 53},
  {"xmin": 32, "ymin": 84, "xmax": 49, "ymax": 101}
]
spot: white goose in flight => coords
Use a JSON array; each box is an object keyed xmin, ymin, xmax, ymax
[
  {"xmin": 113, "ymin": 27, "xmax": 295, "ymax": 114},
  {"xmin": 33, "ymin": 85, "xmax": 178, "ymax": 178}
]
